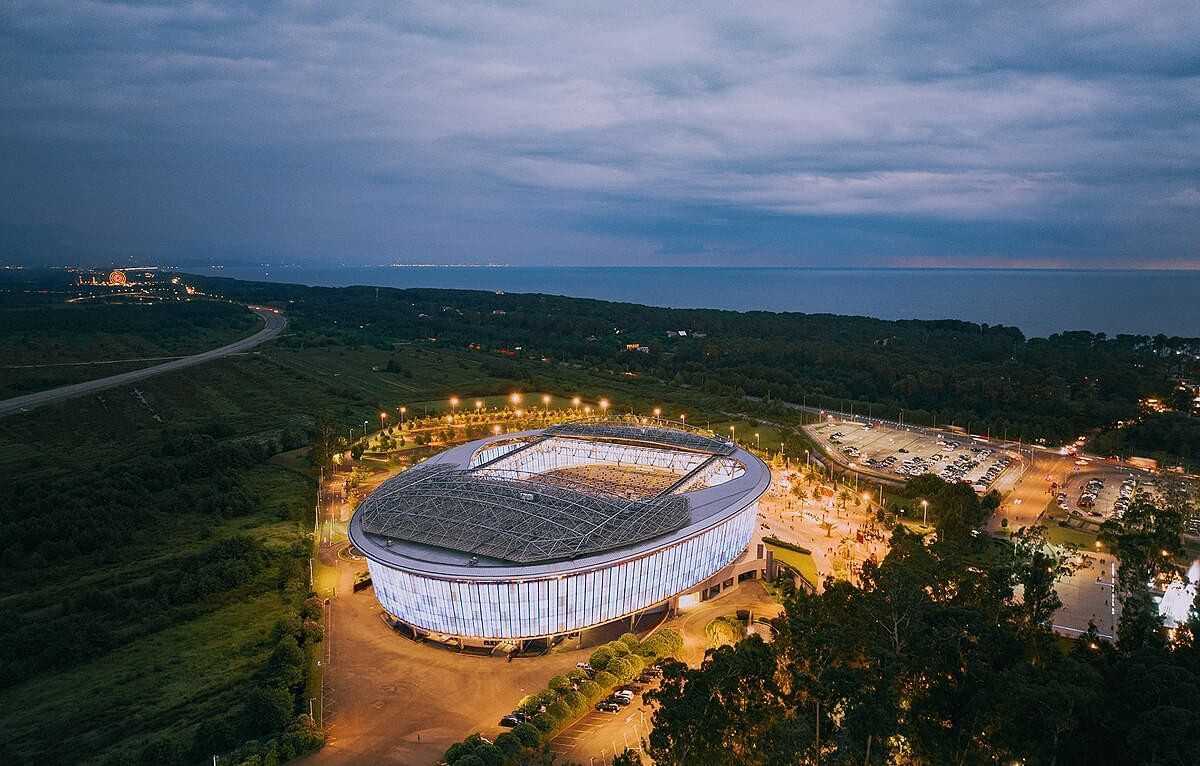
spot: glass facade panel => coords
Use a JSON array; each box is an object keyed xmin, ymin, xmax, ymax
[{"xmin": 366, "ymin": 501, "xmax": 758, "ymax": 639}]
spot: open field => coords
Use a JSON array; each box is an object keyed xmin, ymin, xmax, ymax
[{"xmin": 0, "ymin": 300, "xmax": 259, "ymax": 398}]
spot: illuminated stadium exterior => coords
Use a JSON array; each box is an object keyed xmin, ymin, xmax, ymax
[{"xmin": 349, "ymin": 419, "xmax": 769, "ymax": 645}]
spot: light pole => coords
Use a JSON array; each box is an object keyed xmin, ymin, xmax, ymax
[
  {"xmin": 398, "ymin": 405, "xmax": 406, "ymax": 429},
  {"xmin": 653, "ymin": 407, "xmax": 661, "ymax": 419},
  {"xmin": 729, "ymin": 425, "xmax": 736, "ymax": 443},
  {"xmin": 599, "ymin": 398, "xmax": 609, "ymax": 418},
  {"xmin": 572, "ymin": 396, "xmax": 581, "ymax": 411},
  {"xmin": 475, "ymin": 400, "xmax": 483, "ymax": 413},
  {"xmin": 379, "ymin": 411, "xmax": 387, "ymax": 432},
  {"xmin": 755, "ymin": 432, "xmax": 760, "ymax": 450},
  {"xmin": 921, "ymin": 499, "xmax": 929, "ymax": 526},
  {"xmin": 450, "ymin": 396, "xmax": 459, "ymax": 415},
  {"xmin": 680, "ymin": 413, "xmax": 687, "ymax": 426},
  {"xmin": 542, "ymin": 394, "xmax": 551, "ymax": 413}
]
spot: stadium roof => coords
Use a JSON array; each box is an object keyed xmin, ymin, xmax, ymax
[
  {"xmin": 357, "ymin": 463, "xmax": 691, "ymax": 563},
  {"xmin": 544, "ymin": 420, "xmax": 735, "ymax": 455}
]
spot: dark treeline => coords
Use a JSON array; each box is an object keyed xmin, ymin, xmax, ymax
[
  {"xmin": 190, "ymin": 275, "xmax": 1198, "ymax": 447},
  {"xmin": 1091, "ymin": 411, "xmax": 1200, "ymax": 469},
  {"xmin": 0, "ymin": 299, "xmax": 256, "ymax": 353}
]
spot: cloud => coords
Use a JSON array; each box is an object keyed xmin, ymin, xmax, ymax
[
  {"xmin": 1164, "ymin": 188, "xmax": 1200, "ymax": 208},
  {"xmin": 0, "ymin": 0, "xmax": 1198, "ymax": 266}
]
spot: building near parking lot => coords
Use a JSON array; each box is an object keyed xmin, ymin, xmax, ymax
[{"xmin": 349, "ymin": 418, "xmax": 769, "ymax": 647}]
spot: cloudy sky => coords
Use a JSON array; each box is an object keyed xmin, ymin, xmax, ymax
[{"xmin": 2, "ymin": 1, "xmax": 1198, "ymax": 268}]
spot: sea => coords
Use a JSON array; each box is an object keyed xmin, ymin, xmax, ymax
[{"xmin": 199, "ymin": 266, "xmax": 1200, "ymax": 339}]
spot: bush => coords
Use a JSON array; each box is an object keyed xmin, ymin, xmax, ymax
[
  {"xmin": 241, "ymin": 686, "xmax": 294, "ymax": 737},
  {"xmin": 640, "ymin": 636, "xmax": 669, "ymax": 658},
  {"xmin": 608, "ymin": 656, "xmax": 638, "ymax": 683},
  {"xmin": 548, "ymin": 674, "xmax": 572, "ymax": 693},
  {"xmin": 494, "ymin": 732, "xmax": 522, "ymax": 755},
  {"xmin": 589, "ymin": 645, "xmax": 614, "ymax": 670},
  {"xmin": 567, "ymin": 668, "xmax": 588, "ymax": 682},
  {"xmin": 473, "ymin": 742, "xmax": 504, "ymax": 766},
  {"xmin": 547, "ymin": 700, "xmax": 571, "ymax": 722},
  {"xmin": 593, "ymin": 670, "xmax": 618, "ymax": 690},
  {"xmin": 532, "ymin": 713, "xmax": 557, "ymax": 732},
  {"xmin": 578, "ymin": 679, "xmax": 602, "ymax": 701},
  {"xmin": 618, "ymin": 632, "xmax": 641, "ymax": 653},
  {"xmin": 609, "ymin": 640, "xmax": 631, "ymax": 657},
  {"xmin": 453, "ymin": 756, "xmax": 484, "ymax": 766},
  {"xmin": 512, "ymin": 722, "xmax": 542, "ymax": 747},
  {"xmin": 563, "ymin": 690, "xmax": 587, "ymax": 714}
]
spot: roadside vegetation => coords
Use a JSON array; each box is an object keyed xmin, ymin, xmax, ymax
[
  {"xmin": 0, "ymin": 278, "xmax": 258, "ymax": 398},
  {"xmin": 441, "ymin": 630, "xmax": 683, "ymax": 766}
]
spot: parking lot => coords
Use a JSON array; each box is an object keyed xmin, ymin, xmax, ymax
[
  {"xmin": 1054, "ymin": 462, "xmax": 1163, "ymax": 523},
  {"xmin": 549, "ymin": 695, "xmax": 653, "ymax": 764},
  {"xmin": 807, "ymin": 418, "xmax": 1022, "ymax": 494}
]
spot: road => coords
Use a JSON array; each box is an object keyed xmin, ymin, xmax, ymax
[{"xmin": 0, "ymin": 305, "xmax": 286, "ymax": 418}]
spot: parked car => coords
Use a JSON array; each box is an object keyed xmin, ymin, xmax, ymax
[{"xmin": 596, "ymin": 701, "xmax": 621, "ymax": 713}]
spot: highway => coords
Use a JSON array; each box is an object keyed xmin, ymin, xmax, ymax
[{"xmin": 0, "ymin": 305, "xmax": 287, "ymax": 418}]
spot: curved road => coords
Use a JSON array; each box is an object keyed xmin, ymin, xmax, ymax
[{"xmin": 0, "ymin": 305, "xmax": 287, "ymax": 418}]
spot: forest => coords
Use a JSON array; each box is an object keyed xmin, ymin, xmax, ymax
[{"xmin": 192, "ymin": 273, "xmax": 1199, "ymax": 449}]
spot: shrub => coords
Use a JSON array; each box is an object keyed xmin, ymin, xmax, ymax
[
  {"xmin": 547, "ymin": 700, "xmax": 571, "ymax": 722},
  {"xmin": 593, "ymin": 670, "xmax": 618, "ymax": 690},
  {"xmin": 241, "ymin": 686, "xmax": 294, "ymax": 737},
  {"xmin": 512, "ymin": 722, "xmax": 541, "ymax": 747},
  {"xmin": 453, "ymin": 756, "xmax": 484, "ymax": 766},
  {"xmin": 494, "ymin": 732, "xmax": 521, "ymax": 755},
  {"xmin": 567, "ymin": 668, "xmax": 588, "ymax": 682},
  {"xmin": 609, "ymin": 640, "xmax": 631, "ymax": 657},
  {"xmin": 532, "ymin": 713, "xmax": 557, "ymax": 732},
  {"xmin": 608, "ymin": 656, "xmax": 638, "ymax": 683},
  {"xmin": 472, "ymin": 742, "xmax": 504, "ymax": 766},
  {"xmin": 589, "ymin": 645, "xmax": 614, "ymax": 670},
  {"xmin": 618, "ymin": 632, "xmax": 641, "ymax": 653},
  {"xmin": 578, "ymin": 679, "xmax": 602, "ymax": 701},
  {"xmin": 548, "ymin": 674, "xmax": 572, "ymax": 693},
  {"xmin": 640, "ymin": 636, "xmax": 668, "ymax": 658},
  {"xmin": 563, "ymin": 690, "xmax": 587, "ymax": 714}
]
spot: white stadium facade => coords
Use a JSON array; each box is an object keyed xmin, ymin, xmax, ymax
[{"xmin": 348, "ymin": 420, "xmax": 770, "ymax": 647}]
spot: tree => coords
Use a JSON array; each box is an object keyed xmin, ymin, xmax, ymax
[
  {"xmin": 589, "ymin": 645, "xmax": 614, "ymax": 670},
  {"xmin": 242, "ymin": 685, "xmax": 294, "ymax": 737}
]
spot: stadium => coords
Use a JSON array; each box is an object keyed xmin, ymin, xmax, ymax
[{"xmin": 348, "ymin": 419, "xmax": 770, "ymax": 647}]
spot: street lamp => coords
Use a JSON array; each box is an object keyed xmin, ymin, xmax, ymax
[
  {"xmin": 379, "ymin": 411, "xmax": 387, "ymax": 431},
  {"xmin": 599, "ymin": 398, "xmax": 609, "ymax": 417},
  {"xmin": 572, "ymin": 396, "xmax": 581, "ymax": 409},
  {"xmin": 921, "ymin": 499, "xmax": 929, "ymax": 526},
  {"xmin": 475, "ymin": 400, "xmax": 483, "ymax": 411},
  {"xmin": 398, "ymin": 405, "xmax": 407, "ymax": 428},
  {"xmin": 729, "ymin": 425, "xmax": 736, "ymax": 442},
  {"xmin": 653, "ymin": 407, "xmax": 662, "ymax": 418},
  {"xmin": 449, "ymin": 396, "xmax": 459, "ymax": 413},
  {"xmin": 542, "ymin": 394, "xmax": 551, "ymax": 412},
  {"xmin": 755, "ymin": 432, "xmax": 760, "ymax": 449},
  {"xmin": 680, "ymin": 413, "xmax": 687, "ymax": 426},
  {"xmin": 510, "ymin": 392, "xmax": 522, "ymax": 406}
]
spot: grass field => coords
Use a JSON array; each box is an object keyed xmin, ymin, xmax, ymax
[{"xmin": 0, "ymin": 300, "xmax": 260, "ymax": 398}]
